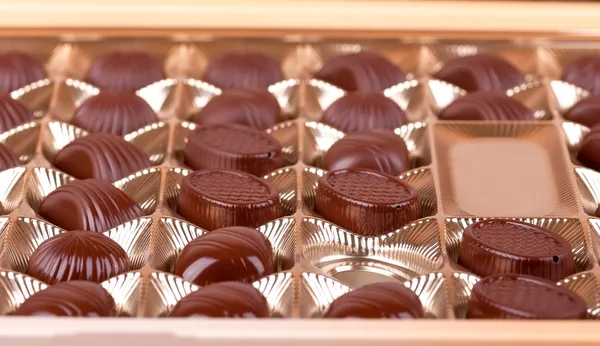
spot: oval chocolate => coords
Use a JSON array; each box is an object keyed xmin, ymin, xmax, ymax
[
  {"xmin": 562, "ymin": 55, "xmax": 600, "ymax": 94},
  {"xmin": 439, "ymin": 91, "xmax": 535, "ymax": 121},
  {"xmin": 0, "ymin": 142, "xmax": 20, "ymax": 171},
  {"xmin": 0, "ymin": 94, "xmax": 35, "ymax": 133},
  {"xmin": 85, "ymin": 51, "xmax": 165, "ymax": 92},
  {"xmin": 578, "ymin": 124, "xmax": 600, "ymax": 172},
  {"xmin": 0, "ymin": 51, "xmax": 47, "ymax": 93},
  {"xmin": 202, "ymin": 51, "xmax": 284, "ymax": 90},
  {"xmin": 564, "ymin": 95, "xmax": 600, "ymax": 128}
]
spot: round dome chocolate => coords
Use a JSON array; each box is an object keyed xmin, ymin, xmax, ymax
[
  {"xmin": 85, "ymin": 51, "xmax": 165, "ymax": 92},
  {"xmin": 562, "ymin": 55, "xmax": 600, "ymax": 94},
  {"xmin": 184, "ymin": 123, "xmax": 283, "ymax": 177},
  {"xmin": 321, "ymin": 92, "xmax": 408, "ymax": 133},
  {"xmin": 192, "ymin": 88, "xmax": 281, "ymax": 130},
  {"xmin": 174, "ymin": 226, "xmax": 274, "ymax": 286},
  {"xmin": 72, "ymin": 92, "xmax": 158, "ymax": 136},
  {"xmin": 202, "ymin": 51, "xmax": 284, "ymax": 90},
  {"xmin": 26, "ymin": 231, "xmax": 131, "ymax": 284},
  {"xmin": 578, "ymin": 124, "xmax": 600, "ymax": 172},
  {"xmin": 439, "ymin": 91, "xmax": 535, "ymax": 121},
  {"xmin": 315, "ymin": 168, "xmax": 420, "ymax": 236},
  {"xmin": 324, "ymin": 282, "xmax": 424, "ymax": 319},
  {"xmin": 323, "ymin": 130, "xmax": 410, "ymax": 176},
  {"xmin": 168, "ymin": 282, "xmax": 269, "ymax": 318},
  {"xmin": 54, "ymin": 133, "xmax": 151, "ymax": 182},
  {"xmin": 0, "ymin": 51, "xmax": 47, "ymax": 93},
  {"xmin": 178, "ymin": 169, "xmax": 283, "ymax": 230},
  {"xmin": 315, "ymin": 51, "xmax": 406, "ymax": 92},
  {"xmin": 0, "ymin": 142, "xmax": 19, "ymax": 171},
  {"xmin": 39, "ymin": 179, "xmax": 142, "ymax": 233},
  {"xmin": 434, "ymin": 54, "xmax": 526, "ymax": 92},
  {"xmin": 13, "ymin": 280, "xmax": 117, "ymax": 317},
  {"xmin": 0, "ymin": 94, "xmax": 35, "ymax": 133},
  {"xmin": 467, "ymin": 274, "xmax": 587, "ymax": 319},
  {"xmin": 458, "ymin": 219, "xmax": 575, "ymax": 281},
  {"xmin": 564, "ymin": 95, "xmax": 600, "ymax": 128}
]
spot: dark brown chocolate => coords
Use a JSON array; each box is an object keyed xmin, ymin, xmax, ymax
[
  {"xmin": 54, "ymin": 133, "xmax": 151, "ymax": 182},
  {"xmin": 168, "ymin": 282, "xmax": 269, "ymax": 318},
  {"xmin": 72, "ymin": 92, "xmax": 158, "ymax": 136},
  {"xmin": 596, "ymin": 205, "xmax": 600, "ymax": 218},
  {"xmin": 434, "ymin": 54, "xmax": 526, "ymax": 92},
  {"xmin": 314, "ymin": 51, "xmax": 406, "ymax": 92},
  {"xmin": 13, "ymin": 280, "xmax": 117, "ymax": 317},
  {"xmin": 321, "ymin": 92, "xmax": 408, "ymax": 133},
  {"xmin": 0, "ymin": 94, "xmax": 35, "ymax": 133},
  {"xmin": 0, "ymin": 52, "xmax": 47, "ymax": 93},
  {"xmin": 174, "ymin": 226, "xmax": 274, "ymax": 286},
  {"xmin": 85, "ymin": 51, "xmax": 165, "ymax": 92},
  {"xmin": 39, "ymin": 179, "xmax": 142, "ymax": 233},
  {"xmin": 324, "ymin": 282, "xmax": 424, "ymax": 319},
  {"xmin": 26, "ymin": 231, "xmax": 131, "ymax": 284},
  {"xmin": 439, "ymin": 91, "xmax": 535, "ymax": 121},
  {"xmin": 564, "ymin": 95, "xmax": 600, "ymax": 128},
  {"xmin": 578, "ymin": 124, "xmax": 600, "ymax": 172},
  {"xmin": 178, "ymin": 169, "xmax": 283, "ymax": 230},
  {"xmin": 202, "ymin": 51, "xmax": 284, "ymax": 90},
  {"xmin": 562, "ymin": 55, "xmax": 600, "ymax": 94},
  {"xmin": 0, "ymin": 142, "xmax": 19, "ymax": 171},
  {"xmin": 0, "ymin": 202, "xmax": 5, "ymax": 215},
  {"xmin": 192, "ymin": 88, "xmax": 281, "ymax": 130},
  {"xmin": 467, "ymin": 274, "xmax": 587, "ymax": 319},
  {"xmin": 458, "ymin": 219, "xmax": 575, "ymax": 281},
  {"xmin": 323, "ymin": 130, "xmax": 410, "ymax": 176},
  {"xmin": 184, "ymin": 123, "xmax": 283, "ymax": 177},
  {"xmin": 315, "ymin": 168, "xmax": 420, "ymax": 236}
]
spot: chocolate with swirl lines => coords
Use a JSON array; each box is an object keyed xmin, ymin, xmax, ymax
[
  {"xmin": 0, "ymin": 94, "xmax": 35, "ymax": 133},
  {"xmin": 564, "ymin": 95, "xmax": 600, "ymax": 128},
  {"xmin": 0, "ymin": 142, "xmax": 20, "ymax": 172},
  {"xmin": 202, "ymin": 51, "xmax": 284, "ymax": 90},
  {"xmin": 562, "ymin": 55, "xmax": 600, "ymax": 94},
  {"xmin": 578, "ymin": 124, "xmax": 600, "ymax": 172},
  {"xmin": 0, "ymin": 51, "xmax": 47, "ymax": 93},
  {"xmin": 438, "ymin": 92, "xmax": 535, "ymax": 121},
  {"xmin": 85, "ymin": 51, "xmax": 165, "ymax": 92}
]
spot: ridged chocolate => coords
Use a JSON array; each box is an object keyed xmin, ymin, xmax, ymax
[
  {"xmin": 0, "ymin": 94, "xmax": 35, "ymax": 133},
  {"xmin": 178, "ymin": 169, "xmax": 283, "ymax": 230},
  {"xmin": 174, "ymin": 226, "xmax": 274, "ymax": 286},
  {"xmin": 168, "ymin": 282, "xmax": 269, "ymax": 318},
  {"xmin": 315, "ymin": 168, "xmax": 420, "ymax": 236},
  {"xmin": 314, "ymin": 51, "xmax": 406, "ymax": 92},
  {"xmin": 467, "ymin": 274, "xmax": 587, "ymax": 319},
  {"xmin": 578, "ymin": 124, "xmax": 600, "ymax": 172},
  {"xmin": 72, "ymin": 92, "xmax": 158, "ymax": 136},
  {"xmin": 192, "ymin": 88, "xmax": 281, "ymax": 130},
  {"xmin": 39, "ymin": 179, "xmax": 142, "ymax": 233},
  {"xmin": 0, "ymin": 142, "xmax": 19, "ymax": 171},
  {"xmin": 202, "ymin": 51, "xmax": 284, "ymax": 90},
  {"xmin": 184, "ymin": 123, "xmax": 283, "ymax": 176},
  {"xmin": 54, "ymin": 133, "xmax": 151, "ymax": 182},
  {"xmin": 564, "ymin": 95, "xmax": 600, "ymax": 128},
  {"xmin": 434, "ymin": 54, "xmax": 526, "ymax": 92},
  {"xmin": 85, "ymin": 51, "xmax": 165, "ymax": 92},
  {"xmin": 321, "ymin": 92, "xmax": 408, "ymax": 133},
  {"xmin": 324, "ymin": 282, "xmax": 424, "ymax": 319},
  {"xmin": 13, "ymin": 280, "xmax": 117, "ymax": 317},
  {"xmin": 323, "ymin": 130, "xmax": 410, "ymax": 176},
  {"xmin": 26, "ymin": 231, "xmax": 131, "ymax": 284},
  {"xmin": 439, "ymin": 91, "xmax": 535, "ymax": 121},
  {"xmin": 562, "ymin": 55, "xmax": 600, "ymax": 94},
  {"xmin": 0, "ymin": 202, "xmax": 5, "ymax": 215},
  {"xmin": 0, "ymin": 51, "xmax": 47, "ymax": 93},
  {"xmin": 458, "ymin": 219, "xmax": 575, "ymax": 281}
]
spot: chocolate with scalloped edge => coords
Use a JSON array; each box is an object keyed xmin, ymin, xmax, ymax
[
  {"xmin": 85, "ymin": 51, "xmax": 165, "ymax": 92},
  {"xmin": 439, "ymin": 92, "xmax": 535, "ymax": 121},
  {"xmin": 0, "ymin": 51, "xmax": 47, "ymax": 93},
  {"xmin": 202, "ymin": 51, "xmax": 284, "ymax": 90},
  {"xmin": 0, "ymin": 94, "xmax": 35, "ymax": 133},
  {"xmin": 562, "ymin": 55, "xmax": 600, "ymax": 94}
]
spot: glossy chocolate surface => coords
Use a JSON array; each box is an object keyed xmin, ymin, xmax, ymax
[
  {"xmin": 439, "ymin": 91, "xmax": 535, "ymax": 121},
  {"xmin": 0, "ymin": 142, "xmax": 20, "ymax": 172},
  {"xmin": 85, "ymin": 51, "xmax": 165, "ymax": 92},
  {"xmin": 168, "ymin": 282, "xmax": 269, "ymax": 318},
  {"xmin": 562, "ymin": 56, "xmax": 600, "ymax": 94},
  {"xmin": 13, "ymin": 280, "xmax": 117, "ymax": 317},
  {"xmin": 0, "ymin": 202, "xmax": 4, "ymax": 215},
  {"xmin": 26, "ymin": 231, "xmax": 131, "ymax": 284},
  {"xmin": 458, "ymin": 219, "xmax": 574, "ymax": 281},
  {"xmin": 202, "ymin": 51, "xmax": 284, "ymax": 90},
  {"xmin": 578, "ymin": 124, "xmax": 600, "ymax": 172},
  {"xmin": 54, "ymin": 133, "xmax": 151, "ymax": 182},
  {"xmin": 174, "ymin": 226, "xmax": 274, "ymax": 286},
  {"xmin": 467, "ymin": 274, "xmax": 587, "ymax": 319},
  {"xmin": 564, "ymin": 95, "xmax": 600, "ymax": 128},
  {"xmin": 0, "ymin": 52, "xmax": 47, "ymax": 93},
  {"xmin": 0, "ymin": 94, "xmax": 35, "ymax": 133},
  {"xmin": 315, "ymin": 168, "xmax": 420, "ymax": 236},
  {"xmin": 39, "ymin": 179, "xmax": 142, "ymax": 233}
]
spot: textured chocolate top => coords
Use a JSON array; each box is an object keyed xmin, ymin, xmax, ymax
[
  {"xmin": 562, "ymin": 55, "xmax": 600, "ymax": 94},
  {"xmin": 439, "ymin": 92, "xmax": 535, "ymax": 121},
  {"xmin": 168, "ymin": 282, "xmax": 269, "ymax": 318},
  {"xmin": 315, "ymin": 51, "xmax": 406, "ymax": 92},
  {"xmin": 26, "ymin": 231, "xmax": 131, "ymax": 284},
  {"xmin": 174, "ymin": 226, "xmax": 274, "ymax": 286},
  {"xmin": 39, "ymin": 179, "xmax": 142, "ymax": 233},
  {"xmin": 0, "ymin": 94, "xmax": 35, "ymax": 133},
  {"xmin": 13, "ymin": 280, "xmax": 117, "ymax": 317},
  {"xmin": 564, "ymin": 95, "xmax": 600, "ymax": 128},
  {"xmin": 0, "ymin": 202, "xmax": 5, "ymax": 215},
  {"xmin": 54, "ymin": 133, "xmax": 151, "ymax": 182},
  {"xmin": 578, "ymin": 124, "xmax": 600, "ymax": 172},
  {"xmin": 0, "ymin": 52, "xmax": 47, "ymax": 93},
  {"xmin": 0, "ymin": 142, "xmax": 20, "ymax": 172},
  {"xmin": 202, "ymin": 51, "xmax": 284, "ymax": 90},
  {"xmin": 85, "ymin": 51, "xmax": 165, "ymax": 92}
]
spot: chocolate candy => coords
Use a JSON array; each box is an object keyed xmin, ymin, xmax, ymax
[
  {"xmin": 202, "ymin": 51, "xmax": 284, "ymax": 90},
  {"xmin": 178, "ymin": 169, "xmax": 283, "ymax": 230},
  {"xmin": 458, "ymin": 219, "xmax": 575, "ymax": 281},
  {"xmin": 315, "ymin": 51, "xmax": 406, "ymax": 92},
  {"xmin": 0, "ymin": 52, "xmax": 47, "ymax": 93},
  {"xmin": 174, "ymin": 226, "xmax": 274, "ymax": 286},
  {"xmin": 467, "ymin": 274, "xmax": 587, "ymax": 319},
  {"xmin": 324, "ymin": 283, "xmax": 424, "ymax": 319},
  {"xmin": 439, "ymin": 92, "xmax": 535, "ymax": 121},
  {"xmin": 562, "ymin": 56, "xmax": 600, "ymax": 94},
  {"xmin": 54, "ymin": 133, "xmax": 151, "ymax": 182},
  {"xmin": 321, "ymin": 92, "xmax": 408, "ymax": 133},
  {"xmin": 323, "ymin": 130, "xmax": 410, "ymax": 176},
  {"xmin": 0, "ymin": 202, "xmax": 5, "ymax": 215},
  {"xmin": 39, "ymin": 179, "xmax": 142, "ymax": 233},
  {"xmin": 0, "ymin": 94, "xmax": 35, "ymax": 133},
  {"xmin": 596, "ymin": 205, "xmax": 600, "ymax": 218},
  {"xmin": 72, "ymin": 92, "xmax": 157, "ymax": 136},
  {"xmin": 13, "ymin": 280, "xmax": 117, "ymax": 317},
  {"xmin": 192, "ymin": 88, "xmax": 280, "ymax": 130},
  {"xmin": 184, "ymin": 124, "xmax": 283, "ymax": 177},
  {"xmin": 578, "ymin": 124, "xmax": 600, "ymax": 172},
  {"xmin": 168, "ymin": 282, "xmax": 269, "ymax": 318},
  {"xmin": 434, "ymin": 54, "xmax": 526, "ymax": 92},
  {"xmin": 564, "ymin": 95, "xmax": 600, "ymax": 128},
  {"xmin": 315, "ymin": 168, "xmax": 420, "ymax": 236},
  {"xmin": 85, "ymin": 51, "xmax": 165, "ymax": 92},
  {"xmin": 0, "ymin": 142, "xmax": 19, "ymax": 171},
  {"xmin": 26, "ymin": 231, "xmax": 131, "ymax": 284}
]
